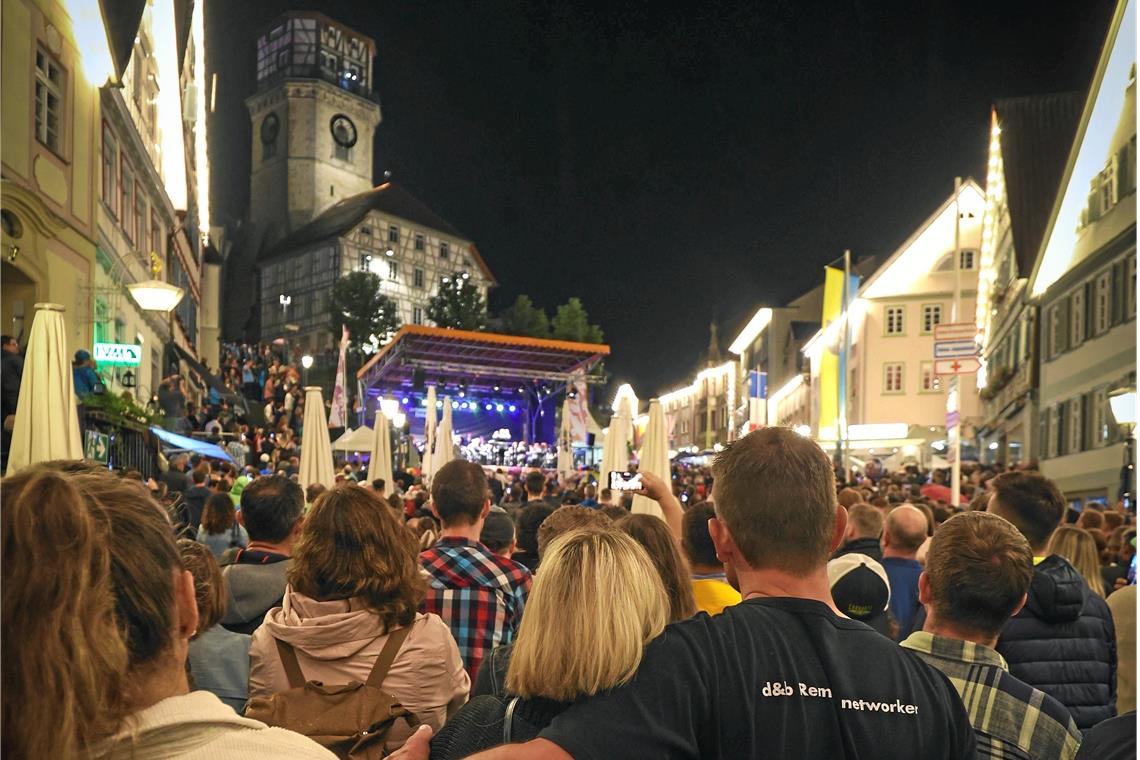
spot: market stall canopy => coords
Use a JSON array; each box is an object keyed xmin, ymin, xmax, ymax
[
  {"xmin": 356, "ymin": 325, "xmax": 609, "ymax": 396},
  {"xmin": 331, "ymin": 426, "xmax": 374, "ymax": 452},
  {"xmin": 149, "ymin": 427, "xmax": 234, "ymax": 463}
]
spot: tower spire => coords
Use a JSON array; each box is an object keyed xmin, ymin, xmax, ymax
[{"xmin": 707, "ymin": 320, "xmax": 722, "ymax": 367}]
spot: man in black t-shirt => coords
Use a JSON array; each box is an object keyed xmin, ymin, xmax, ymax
[{"xmin": 392, "ymin": 427, "xmax": 975, "ymax": 760}]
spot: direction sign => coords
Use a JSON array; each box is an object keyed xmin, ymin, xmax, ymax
[
  {"xmin": 934, "ymin": 339, "xmax": 980, "ymax": 359},
  {"xmin": 934, "ymin": 357, "xmax": 981, "ymax": 375},
  {"xmin": 93, "ymin": 342, "xmax": 142, "ymax": 366},
  {"xmin": 933, "ymin": 322, "xmax": 978, "ymax": 341}
]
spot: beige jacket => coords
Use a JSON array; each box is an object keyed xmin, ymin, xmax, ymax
[{"xmin": 249, "ymin": 588, "xmax": 469, "ymax": 752}]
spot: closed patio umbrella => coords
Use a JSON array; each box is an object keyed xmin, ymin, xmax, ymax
[
  {"xmin": 6, "ymin": 304, "xmax": 82, "ymax": 475},
  {"xmin": 600, "ymin": 398, "xmax": 632, "ymax": 488},
  {"xmin": 422, "ymin": 385, "xmax": 438, "ymax": 478},
  {"xmin": 558, "ymin": 397, "xmax": 574, "ymax": 481},
  {"xmin": 298, "ymin": 386, "xmax": 335, "ymax": 492},
  {"xmin": 632, "ymin": 398, "xmax": 668, "ymax": 520},
  {"xmin": 429, "ymin": 397, "xmax": 455, "ymax": 477},
  {"xmin": 369, "ymin": 411, "xmax": 394, "ymax": 495}
]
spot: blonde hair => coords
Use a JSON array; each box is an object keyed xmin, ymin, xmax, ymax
[
  {"xmin": 1, "ymin": 465, "xmax": 182, "ymax": 758},
  {"xmin": 1047, "ymin": 526, "xmax": 1106, "ymax": 598},
  {"xmin": 506, "ymin": 529, "xmax": 668, "ymax": 701}
]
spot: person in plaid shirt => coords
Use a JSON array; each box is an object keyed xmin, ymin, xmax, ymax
[
  {"xmin": 902, "ymin": 511, "xmax": 1082, "ymax": 759},
  {"xmin": 421, "ymin": 460, "xmax": 531, "ymax": 679}
]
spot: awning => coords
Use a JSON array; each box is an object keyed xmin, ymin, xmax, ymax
[{"xmin": 149, "ymin": 426, "xmax": 235, "ymax": 463}]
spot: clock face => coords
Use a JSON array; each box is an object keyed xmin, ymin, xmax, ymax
[
  {"xmin": 330, "ymin": 114, "xmax": 358, "ymax": 148},
  {"xmin": 260, "ymin": 113, "xmax": 279, "ymax": 145}
]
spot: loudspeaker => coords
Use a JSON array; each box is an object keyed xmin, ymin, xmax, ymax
[
  {"xmin": 413, "ymin": 368, "xmax": 426, "ymax": 391},
  {"xmin": 586, "ymin": 433, "xmax": 596, "ymax": 447}
]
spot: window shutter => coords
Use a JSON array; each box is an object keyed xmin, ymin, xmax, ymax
[
  {"xmin": 1081, "ymin": 394, "xmax": 1090, "ymax": 453},
  {"xmin": 1057, "ymin": 404, "xmax": 1067, "ymax": 457},
  {"xmin": 1057, "ymin": 299, "xmax": 1070, "ymax": 353},
  {"xmin": 1112, "ymin": 261, "xmax": 1125, "ymax": 325}
]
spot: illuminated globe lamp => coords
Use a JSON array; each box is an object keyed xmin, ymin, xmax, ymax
[
  {"xmin": 127, "ymin": 253, "xmax": 184, "ymax": 313},
  {"xmin": 379, "ymin": 396, "xmax": 400, "ymax": 420},
  {"xmin": 301, "ymin": 354, "xmax": 314, "ymax": 369},
  {"xmin": 392, "ymin": 411, "xmax": 407, "ymax": 429}
]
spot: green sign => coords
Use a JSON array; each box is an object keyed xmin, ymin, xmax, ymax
[
  {"xmin": 93, "ymin": 342, "xmax": 142, "ymax": 366},
  {"xmin": 84, "ymin": 430, "xmax": 109, "ymax": 463}
]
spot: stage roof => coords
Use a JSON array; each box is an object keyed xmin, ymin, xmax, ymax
[{"xmin": 357, "ymin": 325, "xmax": 609, "ymax": 392}]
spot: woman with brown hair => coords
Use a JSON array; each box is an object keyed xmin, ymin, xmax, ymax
[
  {"xmin": 617, "ymin": 513, "xmax": 698, "ymax": 621},
  {"xmin": 248, "ymin": 485, "xmax": 468, "ymax": 752},
  {"xmin": 1048, "ymin": 525, "xmax": 1108, "ymax": 599},
  {"xmin": 196, "ymin": 492, "xmax": 249, "ymax": 559},
  {"xmin": 1, "ymin": 464, "xmax": 332, "ymax": 759}
]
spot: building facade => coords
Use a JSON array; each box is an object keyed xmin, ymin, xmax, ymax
[
  {"xmin": 660, "ymin": 360, "xmax": 737, "ymax": 452},
  {"xmin": 975, "ymin": 94, "xmax": 1084, "ymax": 467},
  {"xmin": 2, "ymin": 0, "xmax": 210, "ymax": 401},
  {"xmin": 1029, "ymin": 0, "xmax": 1136, "ymax": 504},
  {"xmin": 804, "ymin": 182, "xmax": 985, "ymax": 465}
]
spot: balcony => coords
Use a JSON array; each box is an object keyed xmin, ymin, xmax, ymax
[{"xmin": 256, "ymin": 65, "xmax": 381, "ymax": 104}]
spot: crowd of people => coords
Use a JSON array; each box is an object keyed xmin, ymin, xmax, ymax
[{"xmin": 2, "ymin": 421, "xmax": 1136, "ymax": 758}]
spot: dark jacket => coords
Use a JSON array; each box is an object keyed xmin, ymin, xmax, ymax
[
  {"xmin": 430, "ymin": 694, "xmax": 569, "ymax": 760},
  {"xmin": 832, "ymin": 536, "xmax": 883, "ymax": 563},
  {"xmin": 996, "ymin": 554, "xmax": 1117, "ymax": 730},
  {"xmin": 182, "ymin": 485, "xmax": 212, "ymax": 531}
]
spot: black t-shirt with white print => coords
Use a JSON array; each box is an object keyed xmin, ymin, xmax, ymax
[{"xmin": 540, "ymin": 597, "xmax": 975, "ymax": 760}]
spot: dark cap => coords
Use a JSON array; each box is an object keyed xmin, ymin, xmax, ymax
[
  {"xmin": 480, "ymin": 506, "xmax": 516, "ymax": 552},
  {"xmin": 828, "ymin": 553, "xmax": 891, "ymax": 635},
  {"xmin": 74, "ymin": 349, "xmax": 91, "ymax": 362}
]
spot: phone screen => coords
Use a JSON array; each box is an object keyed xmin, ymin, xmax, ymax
[
  {"xmin": 1129, "ymin": 554, "xmax": 1136, "ymax": 586},
  {"xmin": 609, "ymin": 471, "xmax": 643, "ymax": 492}
]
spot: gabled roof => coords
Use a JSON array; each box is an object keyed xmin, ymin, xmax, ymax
[
  {"xmin": 259, "ymin": 182, "xmax": 494, "ymax": 282},
  {"xmin": 994, "ymin": 93, "xmax": 1085, "ymax": 278}
]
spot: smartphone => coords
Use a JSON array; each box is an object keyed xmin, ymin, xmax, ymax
[
  {"xmin": 609, "ymin": 471, "xmax": 643, "ymax": 492},
  {"xmin": 1129, "ymin": 554, "xmax": 1136, "ymax": 586}
]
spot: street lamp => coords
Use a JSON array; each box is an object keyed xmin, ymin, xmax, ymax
[
  {"xmin": 380, "ymin": 396, "xmax": 399, "ymax": 420},
  {"xmin": 301, "ymin": 354, "xmax": 313, "ymax": 385},
  {"xmin": 1110, "ymin": 385, "xmax": 1136, "ymax": 507}
]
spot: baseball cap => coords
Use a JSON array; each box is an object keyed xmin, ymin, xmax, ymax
[
  {"xmin": 74, "ymin": 349, "xmax": 91, "ymax": 362},
  {"xmin": 828, "ymin": 552, "xmax": 892, "ymax": 637},
  {"xmin": 480, "ymin": 506, "xmax": 516, "ymax": 552}
]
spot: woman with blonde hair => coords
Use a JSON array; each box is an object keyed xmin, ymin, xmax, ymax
[
  {"xmin": 430, "ymin": 528, "xmax": 669, "ymax": 758},
  {"xmin": 1, "ymin": 464, "xmax": 332, "ymax": 759},
  {"xmin": 1048, "ymin": 525, "xmax": 1107, "ymax": 598},
  {"xmin": 248, "ymin": 485, "xmax": 468, "ymax": 752},
  {"xmin": 617, "ymin": 513, "xmax": 699, "ymax": 621}
]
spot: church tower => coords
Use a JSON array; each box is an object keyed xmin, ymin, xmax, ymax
[{"xmin": 246, "ymin": 13, "xmax": 381, "ymax": 244}]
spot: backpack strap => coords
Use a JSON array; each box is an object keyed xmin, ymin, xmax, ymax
[
  {"xmin": 502, "ymin": 696, "xmax": 520, "ymax": 744},
  {"xmin": 274, "ymin": 638, "xmax": 307, "ymax": 689},
  {"xmin": 365, "ymin": 624, "xmax": 413, "ymax": 689}
]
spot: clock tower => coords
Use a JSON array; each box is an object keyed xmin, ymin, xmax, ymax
[{"xmin": 246, "ymin": 12, "xmax": 381, "ymax": 243}]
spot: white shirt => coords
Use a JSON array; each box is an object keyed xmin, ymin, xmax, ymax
[{"xmin": 96, "ymin": 690, "xmax": 335, "ymax": 760}]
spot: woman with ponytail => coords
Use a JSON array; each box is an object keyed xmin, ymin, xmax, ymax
[{"xmin": 1, "ymin": 464, "xmax": 334, "ymax": 759}]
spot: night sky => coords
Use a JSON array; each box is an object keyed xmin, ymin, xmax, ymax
[{"xmin": 208, "ymin": 0, "xmax": 1115, "ymax": 396}]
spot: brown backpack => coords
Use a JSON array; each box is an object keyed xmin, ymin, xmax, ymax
[{"xmin": 244, "ymin": 625, "xmax": 419, "ymax": 759}]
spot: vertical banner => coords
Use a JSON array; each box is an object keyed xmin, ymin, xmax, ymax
[
  {"xmin": 567, "ymin": 372, "xmax": 590, "ymax": 442},
  {"xmin": 819, "ymin": 267, "xmax": 860, "ymax": 440},
  {"xmin": 328, "ymin": 325, "xmax": 349, "ymax": 428}
]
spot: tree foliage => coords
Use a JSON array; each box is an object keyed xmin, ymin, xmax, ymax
[
  {"xmin": 427, "ymin": 272, "xmax": 487, "ymax": 331},
  {"xmin": 499, "ymin": 294, "xmax": 550, "ymax": 338},
  {"xmin": 551, "ymin": 297, "xmax": 604, "ymax": 343},
  {"xmin": 329, "ymin": 271, "xmax": 402, "ymax": 354}
]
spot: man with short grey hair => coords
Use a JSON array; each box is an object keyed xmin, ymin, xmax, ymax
[{"xmin": 881, "ymin": 504, "xmax": 928, "ymax": 640}]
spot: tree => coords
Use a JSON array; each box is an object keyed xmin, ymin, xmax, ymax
[
  {"xmin": 499, "ymin": 294, "xmax": 550, "ymax": 338},
  {"xmin": 329, "ymin": 271, "xmax": 402, "ymax": 354},
  {"xmin": 427, "ymin": 272, "xmax": 487, "ymax": 331},
  {"xmin": 551, "ymin": 297, "xmax": 604, "ymax": 343}
]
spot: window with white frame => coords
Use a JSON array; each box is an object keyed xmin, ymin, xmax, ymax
[
  {"xmin": 1048, "ymin": 304, "xmax": 1062, "ymax": 358},
  {"xmin": 885, "ymin": 305, "xmax": 905, "ymax": 335},
  {"xmin": 121, "ymin": 158, "xmax": 135, "ymax": 243},
  {"xmin": 414, "ymin": 267, "xmax": 424, "ymax": 288},
  {"xmin": 1095, "ymin": 270, "xmax": 1112, "ymax": 334},
  {"xmin": 1092, "ymin": 387, "xmax": 1109, "ymax": 448},
  {"xmin": 1067, "ymin": 398, "xmax": 1083, "ymax": 455},
  {"xmin": 439, "ymin": 241, "xmax": 450, "ymax": 260},
  {"xmin": 1128, "ymin": 254, "xmax": 1136, "ymax": 317},
  {"xmin": 34, "ymin": 47, "xmax": 65, "ymax": 154},
  {"xmin": 102, "ymin": 123, "xmax": 118, "ymax": 216},
  {"xmin": 921, "ymin": 304, "xmax": 943, "ymax": 334},
  {"xmin": 920, "ymin": 361, "xmax": 940, "ymax": 392},
  {"xmin": 1070, "ymin": 287, "xmax": 1085, "ymax": 348},
  {"xmin": 388, "ymin": 225, "xmax": 399, "ymax": 244},
  {"xmin": 412, "ymin": 306, "xmax": 423, "ymax": 325},
  {"xmin": 414, "ymin": 233, "xmax": 425, "ymax": 252},
  {"xmin": 959, "ymin": 249, "xmax": 977, "ymax": 270},
  {"xmin": 1047, "ymin": 406, "xmax": 1060, "ymax": 459},
  {"xmin": 387, "ymin": 260, "xmax": 398, "ymax": 280},
  {"xmin": 883, "ymin": 362, "xmax": 904, "ymax": 393},
  {"xmin": 134, "ymin": 180, "xmax": 146, "ymax": 249}
]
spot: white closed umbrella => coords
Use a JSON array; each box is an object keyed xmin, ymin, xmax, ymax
[
  {"xmin": 557, "ymin": 397, "xmax": 574, "ymax": 481},
  {"xmin": 422, "ymin": 385, "xmax": 438, "ymax": 478},
  {"xmin": 632, "ymin": 399, "xmax": 668, "ymax": 520},
  {"xmin": 370, "ymin": 411, "xmax": 394, "ymax": 495},
  {"xmin": 299, "ymin": 386, "xmax": 335, "ymax": 492},
  {"xmin": 430, "ymin": 397, "xmax": 455, "ymax": 476},
  {"xmin": 600, "ymin": 399, "xmax": 632, "ymax": 486},
  {"xmin": 6, "ymin": 303, "xmax": 82, "ymax": 474}
]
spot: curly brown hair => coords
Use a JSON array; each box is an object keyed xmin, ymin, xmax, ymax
[{"xmin": 289, "ymin": 485, "xmax": 424, "ymax": 631}]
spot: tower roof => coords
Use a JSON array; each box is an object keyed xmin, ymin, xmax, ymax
[{"xmin": 259, "ymin": 182, "xmax": 495, "ymax": 284}]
